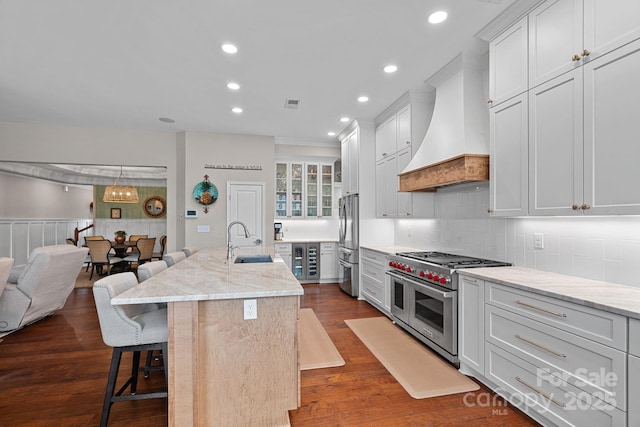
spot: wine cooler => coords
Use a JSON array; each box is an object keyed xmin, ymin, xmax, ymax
[{"xmin": 291, "ymin": 242, "xmax": 321, "ymax": 283}]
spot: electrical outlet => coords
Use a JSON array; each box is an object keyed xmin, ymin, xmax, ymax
[
  {"xmin": 534, "ymin": 233, "xmax": 544, "ymax": 250},
  {"xmin": 243, "ymin": 299, "xmax": 257, "ymax": 320}
]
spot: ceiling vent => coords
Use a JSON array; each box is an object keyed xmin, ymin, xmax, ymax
[{"xmin": 284, "ymin": 99, "xmax": 300, "ymax": 109}]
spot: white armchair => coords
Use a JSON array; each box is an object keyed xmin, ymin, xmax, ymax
[
  {"xmin": 0, "ymin": 245, "xmax": 89, "ymax": 332},
  {"xmin": 0, "ymin": 257, "xmax": 15, "ymax": 300}
]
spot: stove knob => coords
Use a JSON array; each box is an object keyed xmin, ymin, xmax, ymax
[
  {"xmin": 433, "ymin": 275, "xmax": 440, "ymax": 282},
  {"xmin": 406, "ymin": 266, "xmax": 414, "ymax": 273},
  {"xmin": 388, "ymin": 261, "xmax": 393, "ymax": 267},
  {"xmin": 419, "ymin": 270, "xmax": 425, "ymax": 277},
  {"xmin": 427, "ymin": 272, "xmax": 433, "ymax": 280},
  {"xmin": 440, "ymin": 276, "xmax": 448, "ymax": 284},
  {"xmin": 392, "ymin": 262, "xmax": 398, "ymax": 268}
]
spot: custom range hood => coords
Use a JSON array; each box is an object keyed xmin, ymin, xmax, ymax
[{"xmin": 399, "ymin": 53, "xmax": 489, "ymax": 192}]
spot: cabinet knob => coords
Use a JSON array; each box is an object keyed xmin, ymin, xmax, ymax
[
  {"xmin": 571, "ymin": 204, "xmax": 579, "ymax": 211},
  {"xmin": 487, "ymin": 98, "xmax": 493, "ymax": 104},
  {"xmin": 382, "ymin": 152, "xmax": 387, "ymax": 157},
  {"xmin": 571, "ymin": 54, "xmax": 581, "ymax": 62},
  {"xmin": 406, "ymin": 140, "xmax": 411, "ymax": 145},
  {"xmin": 581, "ymin": 203, "xmax": 591, "ymax": 210},
  {"xmin": 487, "ymin": 208, "xmax": 493, "ymax": 213},
  {"xmin": 581, "ymin": 49, "xmax": 591, "ymax": 57}
]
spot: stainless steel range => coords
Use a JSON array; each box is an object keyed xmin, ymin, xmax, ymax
[{"xmin": 386, "ymin": 251, "xmax": 510, "ymax": 364}]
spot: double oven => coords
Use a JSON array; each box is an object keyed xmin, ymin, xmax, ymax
[{"xmin": 386, "ymin": 252, "xmax": 510, "ymax": 364}]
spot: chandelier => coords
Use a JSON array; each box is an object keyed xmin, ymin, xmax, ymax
[{"xmin": 103, "ymin": 166, "xmax": 140, "ymax": 203}]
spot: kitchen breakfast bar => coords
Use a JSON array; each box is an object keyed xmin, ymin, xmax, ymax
[{"xmin": 111, "ymin": 247, "xmax": 304, "ymax": 426}]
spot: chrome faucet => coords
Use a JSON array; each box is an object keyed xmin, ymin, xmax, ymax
[{"xmin": 227, "ymin": 220, "xmax": 251, "ymax": 259}]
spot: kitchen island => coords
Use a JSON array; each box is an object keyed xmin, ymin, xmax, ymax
[{"xmin": 112, "ymin": 247, "xmax": 304, "ymax": 427}]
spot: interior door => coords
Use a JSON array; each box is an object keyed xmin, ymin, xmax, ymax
[{"xmin": 227, "ymin": 182, "xmax": 264, "ymax": 247}]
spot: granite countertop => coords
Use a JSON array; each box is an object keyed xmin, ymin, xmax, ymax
[
  {"xmin": 360, "ymin": 245, "xmax": 424, "ymax": 255},
  {"xmin": 459, "ymin": 266, "xmax": 640, "ymax": 319},
  {"xmin": 112, "ymin": 247, "xmax": 303, "ymax": 305}
]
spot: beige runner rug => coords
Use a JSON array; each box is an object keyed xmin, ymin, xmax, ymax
[
  {"xmin": 299, "ymin": 308, "xmax": 345, "ymax": 370},
  {"xmin": 345, "ymin": 316, "xmax": 479, "ymax": 399}
]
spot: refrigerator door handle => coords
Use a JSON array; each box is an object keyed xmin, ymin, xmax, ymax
[{"xmin": 339, "ymin": 201, "xmax": 347, "ymax": 244}]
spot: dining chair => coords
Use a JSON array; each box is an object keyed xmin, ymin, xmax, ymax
[
  {"xmin": 123, "ymin": 237, "xmax": 155, "ymax": 269},
  {"xmin": 163, "ymin": 251, "xmax": 186, "ymax": 267},
  {"xmin": 127, "ymin": 235, "xmax": 148, "ymax": 254},
  {"xmin": 92, "ymin": 272, "xmax": 167, "ymax": 427},
  {"xmin": 152, "ymin": 235, "xmax": 167, "ymax": 260},
  {"xmin": 86, "ymin": 240, "xmax": 124, "ymax": 279}
]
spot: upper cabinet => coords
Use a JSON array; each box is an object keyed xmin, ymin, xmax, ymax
[
  {"xmin": 276, "ymin": 162, "xmax": 333, "ymax": 218},
  {"xmin": 489, "ymin": 0, "xmax": 640, "ymax": 216},
  {"xmin": 341, "ymin": 128, "xmax": 359, "ymax": 196},
  {"xmin": 374, "ymin": 100, "xmax": 434, "ymax": 218},
  {"xmin": 489, "ymin": 17, "xmax": 528, "ymax": 107},
  {"xmin": 529, "ymin": 0, "xmax": 640, "ymax": 88}
]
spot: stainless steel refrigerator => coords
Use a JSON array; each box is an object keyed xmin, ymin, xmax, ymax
[
  {"xmin": 292, "ymin": 242, "xmax": 320, "ymax": 284},
  {"xmin": 338, "ymin": 194, "xmax": 359, "ymax": 297}
]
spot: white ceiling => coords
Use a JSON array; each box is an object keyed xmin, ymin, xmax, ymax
[{"xmin": 0, "ymin": 0, "xmax": 520, "ymax": 145}]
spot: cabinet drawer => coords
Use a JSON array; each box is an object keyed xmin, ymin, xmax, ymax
[
  {"xmin": 361, "ymin": 275, "xmax": 384, "ymax": 307},
  {"xmin": 320, "ymin": 242, "xmax": 336, "ymax": 251},
  {"xmin": 485, "ymin": 282, "xmax": 627, "ymax": 350},
  {"xmin": 486, "ymin": 343, "xmax": 626, "ymax": 427},
  {"xmin": 361, "ymin": 259, "xmax": 385, "ymax": 283},
  {"xmin": 486, "ymin": 305, "xmax": 626, "ymax": 410},
  {"xmin": 274, "ymin": 243, "xmax": 292, "ymax": 253},
  {"xmin": 630, "ymin": 317, "xmax": 640, "ymax": 357},
  {"xmin": 361, "ymin": 249, "xmax": 385, "ymax": 266}
]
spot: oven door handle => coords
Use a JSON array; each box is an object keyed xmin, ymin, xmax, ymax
[{"xmin": 385, "ymin": 270, "xmax": 455, "ymax": 299}]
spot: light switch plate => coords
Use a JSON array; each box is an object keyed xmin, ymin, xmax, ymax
[{"xmin": 197, "ymin": 225, "xmax": 210, "ymax": 233}]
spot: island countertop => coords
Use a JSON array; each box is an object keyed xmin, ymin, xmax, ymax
[{"xmin": 112, "ymin": 246, "xmax": 303, "ymax": 305}]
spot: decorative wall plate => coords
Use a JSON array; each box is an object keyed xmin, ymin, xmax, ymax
[{"xmin": 192, "ymin": 175, "xmax": 218, "ymax": 213}]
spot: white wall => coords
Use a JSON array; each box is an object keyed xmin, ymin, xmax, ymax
[
  {"xmin": 0, "ymin": 172, "xmax": 93, "ymax": 218},
  {"xmin": 182, "ymin": 132, "xmax": 275, "ymax": 249},
  {"xmin": 394, "ymin": 182, "xmax": 640, "ymax": 289},
  {"xmin": 0, "ymin": 122, "xmax": 181, "ymax": 251}
]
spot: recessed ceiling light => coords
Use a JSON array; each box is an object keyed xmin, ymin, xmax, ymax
[
  {"xmin": 232, "ymin": 107, "xmax": 243, "ymax": 113},
  {"xmin": 340, "ymin": 117, "xmax": 350, "ymax": 123},
  {"xmin": 328, "ymin": 131, "xmax": 336, "ymax": 136},
  {"xmin": 158, "ymin": 117, "xmax": 175, "ymax": 123},
  {"xmin": 227, "ymin": 82, "xmax": 240, "ymax": 90},
  {"xmin": 357, "ymin": 96, "xmax": 369, "ymax": 103},
  {"xmin": 428, "ymin": 11, "xmax": 448, "ymax": 24},
  {"xmin": 383, "ymin": 64, "xmax": 398, "ymax": 73},
  {"xmin": 221, "ymin": 43, "xmax": 238, "ymax": 54}
]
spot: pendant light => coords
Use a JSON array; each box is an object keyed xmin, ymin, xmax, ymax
[{"xmin": 103, "ymin": 166, "xmax": 139, "ymax": 203}]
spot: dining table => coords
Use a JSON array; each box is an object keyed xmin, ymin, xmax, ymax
[{"xmin": 110, "ymin": 240, "xmax": 136, "ymax": 258}]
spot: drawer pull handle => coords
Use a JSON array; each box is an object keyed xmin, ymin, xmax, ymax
[
  {"xmin": 515, "ymin": 377, "xmax": 566, "ymax": 408},
  {"xmin": 516, "ymin": 300, "xmax": 567, "ymax": 318},
  {"xmin": 515, "ymin": 334, "xmax": 566, "ymax": 358}
]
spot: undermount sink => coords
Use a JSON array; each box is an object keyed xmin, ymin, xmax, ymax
[{"xmin": 234, "ymin": 254, "xmax": 273, "ymax": 264}]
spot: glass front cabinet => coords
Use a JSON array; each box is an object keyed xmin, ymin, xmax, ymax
[{"xmin": 276, "ymin": 162, "xmax": 333, "ymax": 218}]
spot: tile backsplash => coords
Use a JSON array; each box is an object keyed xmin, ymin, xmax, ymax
[{"xmin": 394, "ymin": 183, "xmax": 640, "ymax": 288}]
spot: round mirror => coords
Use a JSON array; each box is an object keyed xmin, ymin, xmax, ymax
[{"xmin": 143, "ymin": 196, "xmax": 166, "ymax": 218}]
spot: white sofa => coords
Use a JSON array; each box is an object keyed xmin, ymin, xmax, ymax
[{"xmin": 0, "ymin": 245, "xmax": 89, "ymax": 332}]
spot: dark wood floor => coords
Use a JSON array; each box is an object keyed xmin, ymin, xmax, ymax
[{"xmin": 0, "ymin": 280, "xmax": 539, "ymax": 427}]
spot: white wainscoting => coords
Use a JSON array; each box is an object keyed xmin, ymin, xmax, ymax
[
  {"xmin": 0, "ymin": 218, "xmax": 166, "ymax": 265},
  {"xmin": 0, "ymin": 218, "xmax": 93, "ymax": 265}
]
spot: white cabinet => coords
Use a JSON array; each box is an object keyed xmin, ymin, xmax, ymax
[
  {"xmin": 275, "ymin": 162, "xmax": 304, "ymax": 218},
  {"xmin": 274, "ymin": 243, "xmax": 292, "ymax": 270},
  {"xmin": 360, "ymin": 249, "xmax": 389, "ymax": 315},
  {"xmin": 395, "ymin": 105, "xmax": 412, "ymax": 153},
  {"xmin": 341, "ymin": 128, "xmax": 359, "ymax": 196},
  {"xmin": 490, "ymin": 1, "xmax": 640, "ymax": 217},
  {"xmin": 458, "ymin": 274, "xmax": 485, "ymax": 376},
  {"xmin": 319, "ymin": 242, "xmax": 337, "ymax": 282},
  {"xmin": 489, "ymin": 16, "xmax": 528, "ymax": 107},
  {"xmin": 276, "ymin": 162, "xmax": 334, "ymax": 218},
  {"xmin": 483, "ymin": 281, "xmax": 627, "ymax": 425},
  {"xmin": 528, "ymin": 0, "xmax": 640, "ymax": 88},
  {"xmin": 375, "ymin": 115, "xmax": 396, "ymax": 161},
  {"xmin": 629, "ymin": 318, "xmax": 640, "ymax": 427},
  {"xmin": 305, "ymin": 163, "xmax": 333, "ymax": 218},
  {"xmin": 528, "ymin": 69, "xmax": 583, "ymax": 215},
  {"xmin": 530, "ymin": 39, "xmax": 640, "ymax": 215},
  {"xmin": 489, "ymin": 92, "xmax": 528, "ymax": 216}
]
